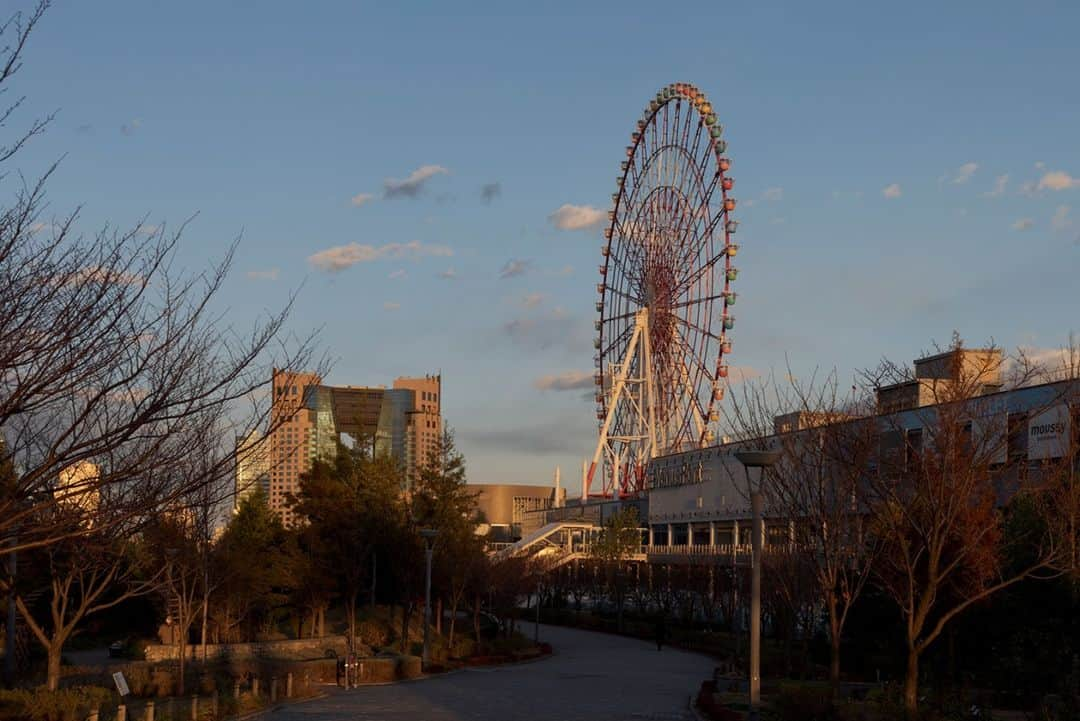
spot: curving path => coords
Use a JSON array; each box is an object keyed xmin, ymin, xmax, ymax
[{"xmin": 265, "ymin": 624, "xmax": 713, "ymax": 721}]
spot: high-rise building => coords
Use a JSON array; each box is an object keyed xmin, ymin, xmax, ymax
[
  {"xmin": 233, "ymin": 430, "xmax": 270, "ymax": 511},
  {"xmin": 259, "ymin": 369, "xmax": 442, "ymax": 526}
]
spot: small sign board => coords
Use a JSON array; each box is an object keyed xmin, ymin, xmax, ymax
[{"xmin": 112, "ymin": 671, "xmax": 129, "ymax": 697}]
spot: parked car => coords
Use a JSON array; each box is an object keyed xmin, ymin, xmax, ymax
[{"xmin": 108, "ymin": 639, "xmax": 127, "ymax": 658}]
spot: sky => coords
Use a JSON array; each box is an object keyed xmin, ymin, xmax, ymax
[{"xmin": 10, "ymin": 0, "xmax": 1080, "ymax": 488}]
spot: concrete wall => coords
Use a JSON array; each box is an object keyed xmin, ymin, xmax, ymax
[{"xmin": 143, "ymin": 636, "xmax": 352, "ymax": 662}]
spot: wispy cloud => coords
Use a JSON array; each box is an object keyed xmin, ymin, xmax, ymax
[
  {"xmin": 726, "ymin": 366, "xmax": 763, "ymax": 384},
  {"xmin": 383, "ymin": 301, "xmax": 401, "ymax": 311},
  {"xmin": 983, "ymin": 174, "xmax": 1009, "ymax": 197},
  {"xmin": 522, "ymin": 293, "xmax": 544, "ymax": 308},
  {"xmin": 882, "ymin": 183, "xmax": 902, "ymax": 199},
  {"xmin": 1051, "ymin": 205, "xmax": 1072, "ymax": 232},
  {"xmin": 350, "ymin": 193, "xmax": 374, "ymax": 207},
  {"xmin": 950, "ymin": 162, "xmax": 979, "ymax": 185},
  {"xmin": 437, "ymin": 268, "xmax": 458, "ymax": 280},
  {"xmin": 557, "ymin": 265, "xmax": 574, "ymax": 276},
  {"xmin": 383, "ymin": 165, "xmax": 449, "ymax": 199},
  {"xmin": 246, "ymin": 268, "xmax": 280, "ymax": 281},
  {"xmin": 480, "ymin": 182, "xmax": 501, "ymax": 204},
  {"xmin": 307, "ymin": 240, "xmax": 452, "ymax": 273},
  {"xmin": 549, "ymin": 204, "xmax": 606, "ymax": 231},
  {"xmin": 533, "ymin": 370, "xmax": 593, "ymax": 391},
  {"xmin": 1038, "ymin": 170, "xmax": 1079, "ymax": 192},
  {"xmin": 389, "ymin": 269, "xmax": 407, "ymax": 279},
  {"xmin": 761, "ymin": 187, "xmax": 783, "ymax": 202},
  {"xmin": 135, "ymin": 223, "xmax": 159, "ymax": 236},
  {"xmin": 1011, "ymin": 218, "xmax": 1035, "ymax": 231},
  {"xmin": 499, "ymin": 258, "xmax": 532, "ymax": 279},
  {"xmin": 120, "ymin": 118, "xmax": 143, "ymax": 136}
]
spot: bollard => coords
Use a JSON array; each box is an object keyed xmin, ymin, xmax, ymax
[
  {"xmin": 116, "ymin": 705, "xmax": 126, "ymax": 721},
  {"xmin": 190, "ymin": 694, "xmax": 198, "ymax": 721},
  {"xmin": 286, "ymin": 672, "xmax": 293, "ymax": 698},
  {"xmin": 233, "ymin": 680, "xmax": 240, "ymax": 699},
  {"xmin": 252, "ymin": 677, "xmax": 259, "ymax": 698},
  {"xmin": 87, "ymin": 709, "xmax": 99, "ymax": 721},
  {"xmin": 144, "ymin": 701, "xmax": 154, "ymax": 721},
  {"xmin": 271, "ymin": 676, "xmax": 278, "ymax": 703}
]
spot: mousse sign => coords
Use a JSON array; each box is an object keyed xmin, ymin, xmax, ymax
[{"xmin": 1028, "ymin": 404, "xmax": 1071, "ymax": 461}]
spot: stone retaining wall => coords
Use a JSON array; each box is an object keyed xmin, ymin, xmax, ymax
[{"xmin": 143, "ymin": 636, "xmax": 352, "ymax": 662}]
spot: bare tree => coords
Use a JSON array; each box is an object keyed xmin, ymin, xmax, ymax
[
  {"xmin": 727, "ymin": 366, "xmax": 881, "ymax": 693},
  {"xmin": 9, "ymin": 510, "xmax": 161, "ymax": 690},
  {"xmin": 0, "ymin": 1, "xmax": 320, "ymax": 559},
  {"xmin": 861, "ymin": 337, "xmax": 1079, "ymax": 718}
]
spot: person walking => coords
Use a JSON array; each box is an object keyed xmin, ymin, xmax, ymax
[{"xmin": 654, "ymin": 614, "xmax": 667, "ymax": 652}]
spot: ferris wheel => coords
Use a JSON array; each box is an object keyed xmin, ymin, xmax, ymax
[{"xmin": 587, "ymin": 82, "xmax": 739, "ymax": 499}]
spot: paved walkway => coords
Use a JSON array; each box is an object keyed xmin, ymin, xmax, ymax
[{"xmin": 265, "ymin": 624, "xmax": 713, "ymax": 721}]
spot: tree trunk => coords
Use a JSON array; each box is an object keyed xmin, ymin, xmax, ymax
[
  {"xmin": 828, "ymin": 594, "xmax": 842, "ymax": 695},
  {"xmin": 46, "ymin": 643, "xmax": 62, "ymax": 691},
  {"xmin": 473, "ymin": 593, "xmax": 481, "ymax": 644},
  {"xmin": 448, "ymin": 597, "xmax": 459, "ymax": 650},
  {"xmin": 435, "ymin": 597, "xmax": 442, "ymax": 634},
  {"xmin": 400, "ymin": 602, "xmax": 413, "ymax": 654},
  {"xmin": 317, "ymin": 606, "xmax": 325, "ymax": 638},
  {"xmin": 346, "ymin": 592, "xmax": 358, "ymax": 651},
  {"xmin": 200, "ymin": 588, "xmax": 209, "ymax": 663},
  {"xmin": 904, "ymin": 647, "xmax": 919, "ymax": 720}
]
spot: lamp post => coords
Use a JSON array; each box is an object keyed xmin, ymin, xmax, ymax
[
  {"xmin": 734, "ymin": 449, "xmax": 779, "ymax": 721},
  {"xmin": 419, "ymin": 529, "xmax": 438, "ymax": 670}
]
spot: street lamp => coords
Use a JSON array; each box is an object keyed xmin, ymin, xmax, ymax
[
  {"xmin": 419, "ymin": 528, "xmax": 438, "ymax": 670},
  {"xmin": 734, "ymin": 449, "xmax": 779, "ymax": 721}
]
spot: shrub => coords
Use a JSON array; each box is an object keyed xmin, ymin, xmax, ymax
[
  {"xmin": 396, "ymin": 656, "xmax": 422, "ymax": 680},
  {"xmin": 0, "ymin": 686, "xmax": 113, "ymax": 721},
  {"xmin": 773, "ymin": 683, "xmax": 834, "ymax": 721}
]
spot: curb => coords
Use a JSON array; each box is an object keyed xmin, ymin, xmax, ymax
[{"xmin": 234, "ymin": 691, "xmax": 329, "ymax": 719}]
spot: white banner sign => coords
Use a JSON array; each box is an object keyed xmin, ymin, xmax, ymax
[
  {"xmin": 1028, "ymin": 404, "xmax": 1071, "ymax": 461},
  {"xmin": 113, "ymin": 671, "xmax": 130, "ymax": 697}
]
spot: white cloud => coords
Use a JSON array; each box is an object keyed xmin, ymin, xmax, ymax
[
  {"xmin": 350, "ymin": 193, "xmax": 374, "ymax": 207},
  {"xmin": 1051, "ymin": 205, "xmax": 1072, "ymax": 232},
  {"xmin": 388, "ymin": 269, "xmax": 407, "ymax": 279},
  {"xmin": 136, "ymin": 223, "xmax": 159, "ymax": 236},
  {"xmin": 246, "ymin": 268, "xmax": 279, "ymax": 281},
  {"xmin": 1038, "ymin": 170, "xmax": 1079, "ymax": 191},
  {"xmin": 1011, "ymin": 218, "xmax": 1035, "ymax": 231},
  {"xmin": 533, "ymin": 370, "xmax": 594, "ymax": 391},
  {"xmin": 120, "ymin": 118, "xmax": 142, "ymax": 136},
  {"xmin": 383, "ymin": 165, "xmax": 449, "ymax": 198},
  {"xmin": 499, "ymin": 258, "xmax": 532, "ymax": 279},
  {"xmin": 549, "ymin": 204, "xmax": 606, "ymax": 231},
  {"xmin": 983, "ymin": 174, "xmax": 1008, "ymax": 197},
  {"xmin": 522, "ymin": 293, "xmax": 544, "ymax": 308},
  {"xmin": 307, "ymin": 240, "xmax": 452, "ymax": 273},
  {"xmin": 882, "ymin": 183, "xmax": 902, "ymax": 199},
  {"xmin": 383, "ymin": 301, "xmax": 401, "ymax": 311},
  {"xmin": 437, "ymin": 268, "xmax": 457, "ymax": 280},
  {"xmin": 1019, "ymin": 180, "xmax": 1037, "ymax": 197},
  {"xmin": 951, "ymin": 162, "xmax": 978, "ymax": 185},
  {"xmin": 761, "ymin": 187, "xmax": 783, "ymax": 202},
  {"xmin": 1035, "ymin": 161, "xmax": 1046, "ymax": 170},
  {"xmin": 726, "ymin": 366, "xmax": 763, "ymax": 384},
  {"xmin": 67, "ymin": 266, "xmax": 145, "ymax": 287}
]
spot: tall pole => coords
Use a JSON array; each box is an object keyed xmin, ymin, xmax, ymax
[
  {"xmin": 735, "ymin": 449, "xmax": 778, "ymax": 721},
  {"xmin": 750, "ymin": 489, "xmax": 763, "ymax": 717},
  {"xmin": 423, "ymin": 544, "xmax": 433, "ymax": 669}
]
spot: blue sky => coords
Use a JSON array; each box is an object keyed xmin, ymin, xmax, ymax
[{"xmin": 11, "ymin": 1, "xmax": 1080, "ymax": 487}]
